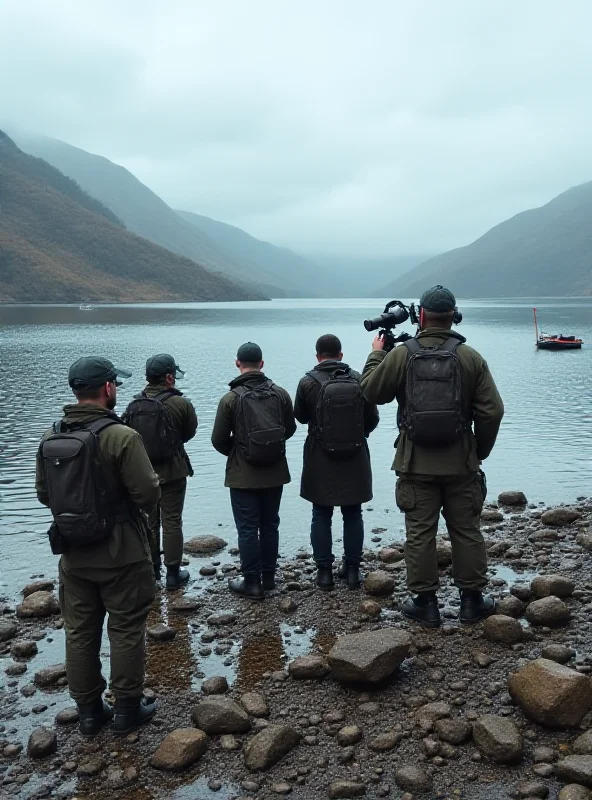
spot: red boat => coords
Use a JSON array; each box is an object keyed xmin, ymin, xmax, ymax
[{"xmin": 533, "ymin": 307, "xmax": 583, "ymax": 350}]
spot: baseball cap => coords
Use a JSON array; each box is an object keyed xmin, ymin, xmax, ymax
[
  {"xmin": 236, "ymin": 342, "xmax": 263, "ymax": 363},
  {"xmin": 68, "ymin": 356, "xmax": 132, "ymax": 390},
  {"xmin": 420, "ymin": 285, "xmax": 457, "ymax": 312},
  {"xmin": 145, "ymin": 354, "xmax": 185, "ymax": 380}
]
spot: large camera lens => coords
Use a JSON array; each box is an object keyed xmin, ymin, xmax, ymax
[{"xmin": 364, "ymin": 316, "xmax": 384, "ymax": 331}]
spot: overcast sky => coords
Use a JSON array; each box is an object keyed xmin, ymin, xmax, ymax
[{"xmin": 2, "ymin": 0, "xmax": 592, "ymax": 257}]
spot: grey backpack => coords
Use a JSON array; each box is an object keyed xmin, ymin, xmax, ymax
[
  {"xmin": 399, "ymin": 338, "xmax": 469, "ymax": 446},
  {"xmin": 308, "ymin": 368, "xmax": 365, "ymax": 458},
  {"xmin": 232, "ymin": 380, "xmax": 286, "ymax": 465},
  {"xmin": 123, "ymin": 390, "xmax": 182, "ymax": 463}
]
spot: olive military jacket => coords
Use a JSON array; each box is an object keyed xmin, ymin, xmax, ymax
[
  {"xmin": 36, "ymin": 404, "xmax": 161, "ymax": 568},
  {"xmin": 142, "ymin": 383, "xmax": 198, "ymax": 483},
  {"xmin": 294, "ymin": 360, "xmax": 379, "ymax": 506},
  {"xmin": 211, "ymin": 371, "xmax": 297, "ymax": 489},
  {"xmin": 361, "ymin": 328, "xmax": 504, "ymax": 475}
]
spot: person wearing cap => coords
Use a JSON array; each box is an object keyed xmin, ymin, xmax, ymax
[
  {"xmin": 211, "ymin": 343, "xmax": 296, "ymax": 599},
  {"xmin": 35, "ymin": 356, "xmax": 161, "ymax": 736},
  {"xmin": 138, "ymin": 354, "xmax": 197, "ymax": 590},
  {"xmin": 361, "ymin": 286, "xmax": 504, "ymax": 627}
]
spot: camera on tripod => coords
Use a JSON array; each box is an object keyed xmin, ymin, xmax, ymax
[{"xmin": 363, "ymin": 300, "xmax": 418, "ymax": 352}]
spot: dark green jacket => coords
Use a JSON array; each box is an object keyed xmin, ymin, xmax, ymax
[
  {"xmin": 211, "ymin": 371, "xmax": 297, "ymax": 489},
  {"xmin": 36, "ymin": 404, "xmax": 161, "ymax": 568},
  {"xmin": 361, "ymin": 329, "xmax": 504, "ymax": 475},
  {"xmin": 294, "ymin": 361, "xmax": 379, "ymax": 506},
  {"xmin": 142, "ymin": 383, "xmax": 198, "ymax": 483}
]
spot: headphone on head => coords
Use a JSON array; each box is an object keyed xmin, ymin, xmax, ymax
[{"xmin": 410, "ymin": 303, "xmax": 462, "ymax": 327}]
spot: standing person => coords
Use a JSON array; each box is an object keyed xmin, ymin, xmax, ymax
[
  {"xmin": 123, "ymin": 354, "xmax": 197, "ymax": 590},
  {"xmin": 211, "ymin": 342, "xmax": 296, "ymax": 600},
  {"xmin": 36, "ymin": 357, "xmax": 160, "ymax": 736},
  {"xmin": 294, "ymin": 334, "xmax": 379, "ymax": 590},
  {"xmin": 361, "ymin": 286, "xmax": 504, "ymax": 627}
]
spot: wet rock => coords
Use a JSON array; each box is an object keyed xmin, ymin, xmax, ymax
[
  {"xmin": 191, "ymin": 697, "xmax": 251, "ymax": 734},
  {"xmin": 496, "ymin": 596, "xmax": 526, "ymax": 618},
  {"xmin": 533, "ymin": 746, "xmax": 556, "ymax": 763},
  {"xmin": 379, "ymin": 547, "xmax": 403, "ymax": 564},
  {"xmin": 483, "ymin": 614, "xmax": 523, "ymax": 644},
  {"xmin": 358, "ymin": 600, "xmax": 381, "ymax": 618},
  {"xmin": 34, "ymin": 664, "xmax": 67, "ymax": 687},
  {"xmin": 244, "ymin": 725, "xmax": 301, "ymax": 771},
  {"xmin": 207, "ymin": 611, "xmax": 237, "ymax": 626},
  {"xmin": 55, "ymin": 707, "xmax": 79, "ymax": 725},
  {"xmin": 20, "ymin": 683, "xmax": 36, "ymax": 697},
  {"xmin": 151, "ymin": 728, "xmax": 208, "ymax": 771},
  {"xmin": 473, "ymin": 652, "xmax": 495, "ymax": 668},
  {"xmin": 22, "ymin": 580, "xmax": 55, "ymax": 597},
  {"xmin": 473, "ymin": 715, "xmax": 523, "ymax": 763},
  {"xmin": 434, "ymin": 718, "xmax": 473, "ymax": 745},
  {"xmin": 517, "ymin": 781, "xmax": 549, "ymax": 798},
  {"xmin": 526, "ymin": 596, "xmax": 571, "ymax": 626},
  {"xmin": 4, "ymin": 743, "xmax": 23, "ymax": 757},
  {"xmin": 10, "ymin": 640, "xmax": 38, "ymax": 658},
  {"xmin": 241, "ymin": 692, "xmax": 269, "ymax": 718},
  {"xmin": 395, "ymin": 765, "xmax": 432, "ymax": 793},
  {"xmin": 512, "ymin": 584, "xmax": 533, "ymax": 602},
  {"xmin": 202, "ymin": 676, "xmax": 229, "ymax": 695},
  {"xmin": 6, "ymin": 662, "xmax": 27, "ymax": 676},
  {"xmin": 558, "ymin": 786, "xmax": 592, "ymax": 800},
  {"xmin": 541, "ymin": 644, "xmax": 574, "ymax": 664},
  {"xmin": 573, "ymin": 731, "xmax": 592, "ymax": 755},
  {"xmin": 577, "ymin": 533, "xmax": 592, "ymax": 553},
  {"xmin": 541, "ymin": 508, "xmax": 581, "ymax": 527},
  {"xmin": 368, "ymin": 730, "xmax": 401, "ymax": 751},
  {"xmin": 364, "ymin": 571, "xmax": 394, "ymax": 596},
  {"xmin": 556, "ymin": 757, "xmax": 592, "ymax": 788},
  {"xmin": 200, "ymin": 566, "xmax": 217, "ymax": 576},
  {"xmin": 436, "ymin": 539, "xmax": 453, "ymax": 568},
  {"xmin": 220, "ymin": 734, "xmax": 240, "ymax": 750},
  {"xmin": 336, "ymin": 726, "xmax": 363, "ymax": 746},
  {"xmin": 288, "ymin": 655, "xmax": 329, "ymax": 680},
  {"xmin": 481, "ymin": 509, "xmax": 504, "ymax": 522},
  {"xmin": 77, "ymin": 758, "xmax": 106, "ymax": 776},
  {"xmin": 328, "ymin": 780, "xmax": 367, "ymax": 798},
  {"xmin": 499, "ymin": 491, "xmax": 527, "ymax": 506},
  {"xmin": 16, "ymin": 591, "xmax": 59, "ymax": 618},
  {"xmin": 278, "ymin": 597, "xmax": 298, "ymax": 613},
  {"xmin": 170, "ymin": 596, "xmax": 201, "ymax": 613},
  {"xmin": 27, "ymin": 728, "xmax": 57, "ymax": 759},
  {"xmin": 0, "ymin": 619, "xmax": 18, "ymax": 641},
  {"xmin": 531, "ymin": 575, "xmax": 575, "ymax": 599},
  {"xmin": 508, "ymin": 658, "xmax": 592, "ymax": 728},
  {"xmin": 106, "ymin": 765, "xmax": 138, "ymax": 788},
  {"xmin": 147, "ymin": 624, "xmax": 176, "ymax": 642},
  {"xmin": 328, "ymin": 629, "xmax": 411, "ymax": 684},
  {"xmin": 184, "ymin": 535, "xmax": 227, "ymax": 554}
]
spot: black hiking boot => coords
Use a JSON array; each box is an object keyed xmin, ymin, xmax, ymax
[
  {"xmin": 337, "ymin": 563, "xmax": 362, "ymax": 589},
  {"xmin": 77, "ymin": 698, "xmax": 113, "ymax": 737},
  {"xmin": 460, "ymin": 590, "xmax": 496, "ymax": 624},
  {"xmin": 152, "ymin": 552, "xmax": 162, "ymax": 581},
  {"xmin": 113, "ymin": 697, "xmax": 156, "ymax": 736},
  {"xmin": 262, "ymin": 572, "xmax": 276, "ymax": 591},
  {"xmin": 166, "ymin": 567, "xmax": 190, "ymax": 591},
  {"xmin": 228, "ymin": 576, "xmax": 264, "ymax": 600},
  {"xmin": 316, "ymin": 567, "xmax": 335, "ymax": 591},
  {"xmin": 402, "ymin": 592, "xmax": 441, "ymax": 628}
]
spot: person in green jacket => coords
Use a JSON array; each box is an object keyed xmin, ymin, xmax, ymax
[
  {"xmin": 211, "ymin": 343, "xmax": 296, "ymax": 600},
  {"xmin": 361, "ymin": 286, "xmax": 504, "ymax": 627},
  {"xmin": 36, "ymin": 357, "xmax": 160, "ymax": 737}
]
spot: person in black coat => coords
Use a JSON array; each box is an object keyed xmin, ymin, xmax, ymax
[{"xmin": 294, "ymin": 334, "xmax": 379, "ymax": 590}]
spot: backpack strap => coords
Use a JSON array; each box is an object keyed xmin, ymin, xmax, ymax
[
  {"xmin": 153, "ymin": 389, "xmax": 177, "ymax": 403},
  {"xmin": 403, "ymin": 338, "xmax": 422, "ymax": 356},
  {"xmin": 438, "ymin": 337, "xmax": 462, "ymax": 353},
  {"xmin": 85, "ymin": 418, "xmax": 120, "ymax": 435},
  {"xmin": 306, "ymin": 370, "xmax": 331, "ymax": 386}
]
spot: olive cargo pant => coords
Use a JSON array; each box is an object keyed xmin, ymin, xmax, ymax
[
  {"xmin": 148, "ymin": 477, "xmax": 187, "ymax": 568},
  {"xmin": 395, "ymin": 473, "xmax": 487, "ymax": 594},
  {"xmin": 58, "ymin": 559, "xmax": 155, "ymax": 705}
]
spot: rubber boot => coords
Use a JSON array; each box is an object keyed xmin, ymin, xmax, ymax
[
  {"xmin": 228, "ymin": 575, "xmax": 264, "ymax": 600},
  {"xmin": 77, "ymin": 698, "xmax": 113, "ymax": 737},
  {"xmin": 337, "ymin": 563, "xmax": 362, "ymax": 589},
  {"xmin": 402, "ymin": 592, "xmax": 441, "ymax": 628},
  {"xmin": 460, "ymin": 590, "xmax": 496, "ymax": 624},
  {"xmin": 113, "ymin": 697, "xmax": 156, "ymax": 736},
  {"xmin": 316, "ymin": 567, "xmax": 335, "ymax": 591},
  {"xmin": 166, "ymin": 566, "xmax": 190, "ymax": 591},
  {"xmin": 262, "ymin": 572, "xmax": 276, "ymax": 591}
]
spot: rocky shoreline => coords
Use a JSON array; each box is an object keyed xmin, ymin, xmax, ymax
[{"xmin": 1, "ymin": 495, "xmax": 592, "ymax": 800}]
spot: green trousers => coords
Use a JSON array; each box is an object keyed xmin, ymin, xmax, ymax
[
  {"xmin": 395, "ymin": 473, "xmax": 487, "ymax": 594},
  {"xmin": 148, "ymin": 477, "xmax": 187, "ymax": 568},
  {"xmin": 58, "ymin": 559, "xmax": 155, "ymax": 706}
]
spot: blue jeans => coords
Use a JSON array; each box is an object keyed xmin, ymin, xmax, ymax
[
  {"xmin": 311, "ymin": 503, "xmax": 364, "ymax": 568},
  {"xmin": 229, "ymin": 487, "xmax": 283, "ymax": 577}
]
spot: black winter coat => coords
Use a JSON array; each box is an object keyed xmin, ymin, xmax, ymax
[{"xmin": 294, "ymin": 361, "xmax": 379, "ymax": 506}]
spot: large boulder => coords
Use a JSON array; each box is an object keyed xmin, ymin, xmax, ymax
[
  {"xmin": 483, "ymin": 614, "xmax": 523, "ymax": 645},
  {"xmin": 22, "ymin": 580, "xmax": 55, "ymax": 597},
  {"xmin": 498, "ymin": 491, "xmax": 527, "ymax": 506},
  {"xmin": 244, "ymin": 725, "xmax": 300, "ymax": 771},
  {"xmin": 11, "ymin": 640, "xmax": 38, "ymax": 658},
  {"xmin": 526, "ymin": 596, "xmax": 571, "ymax": 627},
  {"xmin": 191, "ymin": 697, "xmax": 250, "ymax": 734},
  {"xmin": 288, "ymin": 655, "xmax": 329, "ymax": 680},
  {"xmin": 183, "ymin": 536, "xmax": 227, "ymax": 555},
  {"xmin": 34, "ymin": 664, "xmax": 67, "ymax": 687},
  {"xmin": 508, "ymin": 658, "xmax": 592, "ymax": 728},
  {"xmin": 473, "ymin": 715, "xmax": 523, "ymax": 763},
  {"xmin": 496, "ymin": 596, "xmax": 526, "ymax": 618},
  {"xmin": 0, "ymin": 620, "xmax": 18, "ymax": 642},
  {"xmin": 558, "ymin": 786, "xmax": 592, "ymax": 800},
  {"xmin": 379, "ymin": 547, "xmax": 403, "ymax": 564},
  {"xmin": 556, "ymin": 756, "xmax": 592, "ymax": 788},
  {"xmin": 328, "ymin": 629, "xmax": 411, "ymax": 684},
  {"xmin": 481, "ymin": 509, "xmax": 504, "ymax": 523},
  {"xmin": 27, "ymin": 728, "xmax": 57, "ymax": 759},
  {"xmin": 201, "ymin": 676, "xmax": 228, "ymax": 695},
  {"xmin": 541, "ymin": 508, "xmax": 581, "ymax": 527},
  {"xmin": 363, "ymin": 571, "xmax": 394, "ymax": 596},
  {"xmin": 150, "ymin": 728, "xmax": 208, "ymax": 771},
  {"xmin": 573, "ymin": 731, "xmax": 592, "ymax": 755},
  {"xmin": 531, "ymin": 575, "xmax": 575, "ymax": 599},
  {"xmin": 16, "ymin": 591, "xmax": 59, "ymax": 618}
]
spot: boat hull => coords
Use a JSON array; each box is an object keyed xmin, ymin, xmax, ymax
[{"xmin": 537, "ymin": 340, "xmax": 582, "ymax": 351}]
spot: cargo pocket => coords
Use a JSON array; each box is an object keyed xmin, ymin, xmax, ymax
[
  {"xmin": 472, "ymin": 476, "xmax": 485, "ymax": 515},
  {"xmin": 395, "ymin": 479, "xmax": 416, "ymax": 512}
]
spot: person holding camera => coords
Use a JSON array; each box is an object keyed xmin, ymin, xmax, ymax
[{"xmin": 361, "ymin": 286, "xmax": 504, "ymax": 627}]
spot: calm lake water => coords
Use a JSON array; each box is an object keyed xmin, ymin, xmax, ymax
[{"xmin": 1, "ymin": 298, "xmax": 591, "ymax": 600}]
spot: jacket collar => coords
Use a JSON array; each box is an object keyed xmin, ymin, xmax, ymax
[
  {"xmin": 416, "ymin": 328, "xmax": 466, "ymax": 344},
  {"xmin": 61, "ymin": 404, "xmax": 122, "ymax": 425},
  {"xmin": 312, "ymin": 360, "xmax": 350, "ymax": 372},
  {"xmin": 229, "ymin": 370, "xmax": 268, "ymax": 389},
  {"xmin": 143, "ymin": 383, "xmax": 182, "ymax": 396}
]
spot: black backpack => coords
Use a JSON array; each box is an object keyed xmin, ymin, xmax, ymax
[
  {"xmin": 123, "ymin": 390, "xmax": 182, "ymax": 463},
  {"xmin": 40, "ymin": 418, "xmax": 120, "ymax": 547},
  {"xmin": 232, "ymin": 380, "xmax": 286, "ymax": 465},
  {"xmin": 308, "ymin": 368, "xmax": 365, "ymax": 458},
  {"xmin": 399, "ymin": 337, "xmax": 469, "ymax": 446}
]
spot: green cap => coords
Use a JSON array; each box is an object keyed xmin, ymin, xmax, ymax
[
  {"xmin": 145, "ymin": 353, "xmax": 185, "ymax": 380},
  {"xmin": 236, "ymin": 342, "xmax": 263, "ymax": 363},
  {"xmin": 420, "ymin": 285, "xmax": 456, "ymax": 312},
  {"xmin": 68, "ymin": 356, "xmax": 132, "ymax": 390}
]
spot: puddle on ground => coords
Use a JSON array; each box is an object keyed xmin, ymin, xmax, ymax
[
  {"xmin": 170, "ymin": 776, "xmax": 240, "ymax": 800},
  {"xmin": 490, "ymin": 564, "xmax": 538, "ymax": 586}
]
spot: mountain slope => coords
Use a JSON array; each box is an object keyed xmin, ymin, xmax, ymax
[
  {"xmin": 387, "ymin": 183, "xmax": 592, "ymax": 298},
  {"xmin": 309, "ymin": 254, "xmax": 431, "ymax": 297},
  {"xmin": 0, "ymin": 131, "xmax": 264, "ymax": 303}
]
